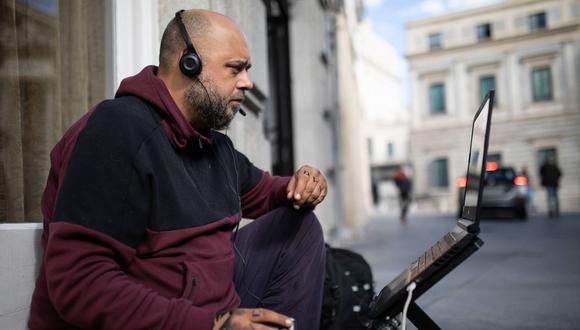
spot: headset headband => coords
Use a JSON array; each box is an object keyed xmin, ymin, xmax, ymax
[{"xmin": 175, "ymin": 10, "xmax": 199, "ymax": 56}]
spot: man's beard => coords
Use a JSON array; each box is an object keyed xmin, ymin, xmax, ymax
[{"xmin": 184, "ymin": 78, "xmax": 240, "ymax": 130}]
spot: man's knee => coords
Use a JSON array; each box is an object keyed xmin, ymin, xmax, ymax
[{"xmin": 267, "ymin": 207, "xmax": 324, "ymax": 242}]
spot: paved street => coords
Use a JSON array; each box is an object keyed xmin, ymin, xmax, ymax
[{"xmin": 341, "ymin": 211, "xmax": 580, "ymax": 330}]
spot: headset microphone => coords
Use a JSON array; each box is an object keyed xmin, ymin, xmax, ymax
[{"xmin": 239, "ymin": 109, "xmax": 247, "ymax": 116}]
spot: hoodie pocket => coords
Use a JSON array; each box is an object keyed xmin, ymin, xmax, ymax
[
  {"xmin": 181, "ymin": 262, "xmax": 198, "ymax": 302},
  {"xmin": 179, "ymin": 255, "xmax": 236, "ymax": 306}
]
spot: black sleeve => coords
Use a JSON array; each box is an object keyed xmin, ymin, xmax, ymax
[{"xmin": 53, "ymin": 99, "xmax": 158, "ymax": 248}]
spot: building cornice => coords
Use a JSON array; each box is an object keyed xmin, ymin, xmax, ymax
[
  {"xmin": 406, "ymin": 23, "xmax": 580, "ymax": 61},
  {"xmin": 405, "ymin": 0, "xmax": 554, "ymax": 29}
]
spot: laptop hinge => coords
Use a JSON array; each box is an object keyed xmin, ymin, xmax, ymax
[{"xmin": 458, "ymin": 219, "xmax": 480, "ymax": 234}]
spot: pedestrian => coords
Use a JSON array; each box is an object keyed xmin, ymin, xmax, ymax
[
  {"xmin": 393, "ymin": 166, "xmax": 412, "ymax": 223},
  {"xmin": 371, "ymin": 177, "xmax": 379, "ymax": 207},
  {"xmin": 521, "ymin": 165, "xmax": 535, "ymax": 213},
  {"xmin": 28, "ymin": 9, "xmax": 327, "ymax": 330},
  {"xmin": 539, "ymin": 156, "xmax": 562, "ymax": 218}
]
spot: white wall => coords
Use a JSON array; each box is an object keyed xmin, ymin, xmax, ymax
[
  {"xmin": 353, "ymin": 22, "xmax": 410, "ymax": 166},
  {"xmin": 113, "ymin": 0, "xmax": 159, "ymax": 91},
  {"xmin": 335, "ymin": 1, "xmax": 372, "ymax": 229},
  {"xmin": 289, "ymin": 1, "xmax": 340, "ymax": 233},
  {"xmin": 0, "ymin": 224, "xmax": 42, "ymax": 329}
]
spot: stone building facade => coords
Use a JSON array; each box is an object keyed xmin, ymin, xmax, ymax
[
  {"xmin": 406, "ymin": 0, "xmax": 580, "ymax": 212},
  {"xmin": 354, "ymin": 22, "xmax": 410, "ymax": 211}
]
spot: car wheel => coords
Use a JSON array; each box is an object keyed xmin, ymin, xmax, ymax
[{"xmin": 515, "ymin": 206, "xmax": 528, "ymax": 220}]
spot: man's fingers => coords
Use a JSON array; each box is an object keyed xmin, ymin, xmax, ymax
[
  {"xmin": 289, "ymin": 165, "xmax": 328, "ymax": 209},
  {"xmin": 286, "ymin": 176, "xmax": 297, "ymax": 200},
  {"xmin": 312, "ymin": 188, "xmax": 327, "ymax": 206},
  {"xmin": 292, "ymin": 170, "xmax": 311, "ymax": 201},
  {"xmin": 218, "ymin": 308, "xmax": 294, "ymax": 330},
  {"xmin": 305, "ymin": 183, "xmax": 322, "ymax": 204},
  {"xmin": 249, "ymin": 308, "xmax": 293, "ymax": 329},
  {"xmin": 297, "ymin": 179, "xmax": 319, "ymax": 206}
]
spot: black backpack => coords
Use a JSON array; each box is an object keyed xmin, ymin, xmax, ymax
[{"xmin": 320, "ymin": 244, "xmax": 375, "ymax": 330}]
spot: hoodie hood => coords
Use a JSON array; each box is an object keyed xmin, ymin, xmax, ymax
[{"xmin": 115, "ymin": 65, "xmax": 212, "ymax": 149}]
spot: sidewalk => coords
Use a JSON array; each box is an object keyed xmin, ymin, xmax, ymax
[{"xmin": 338, "ymin": 211, "xmax": 580, "ymax": 329}]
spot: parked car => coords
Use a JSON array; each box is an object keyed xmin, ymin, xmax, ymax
[{"xmin": 457, "ymin": 162, "xmax": 528, "ymax": 219}]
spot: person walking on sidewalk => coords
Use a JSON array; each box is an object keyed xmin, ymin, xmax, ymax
[
  {"xmin": 539, "ymin": 156, "xmax": 562, "ymax": 218},
  {"xmin": 393, "ymin": 166, "xmax": 412, "ymax": 223}
]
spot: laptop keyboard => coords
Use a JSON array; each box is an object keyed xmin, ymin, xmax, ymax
[{"xmin": 409, "ymin": 232, "xmax": 458, "ymax": 280}]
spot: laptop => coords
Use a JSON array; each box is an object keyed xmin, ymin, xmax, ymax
[{"xmin": 368, "ymin": 91, "xmax": 495, "ymax": 327}]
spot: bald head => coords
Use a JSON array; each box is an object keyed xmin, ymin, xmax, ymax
[
  {"xmin": 157, "ymin": 9, "xmax": 253, "ymax": 129},
  {"xmin": 158, "ymin": 9, "xmax": 245, "ymax": 73}
]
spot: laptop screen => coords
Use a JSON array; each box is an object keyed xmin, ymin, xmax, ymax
[{"xmin": 462, "ymin": 93, "xmax": 493, "ymax": 221}]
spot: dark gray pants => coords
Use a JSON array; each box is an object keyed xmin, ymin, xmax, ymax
[{"xmin": 233, "ymin": 207, "xmax": 326, "ymax": 329}]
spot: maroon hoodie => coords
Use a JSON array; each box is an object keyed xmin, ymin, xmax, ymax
[{"xmin": 28, "ymin": 66, "xmax": 291, "ymax": 329}]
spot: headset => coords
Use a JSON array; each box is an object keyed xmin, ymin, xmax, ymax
[
  {"xmin": 175, "ymin": 10, "xmax": 202, "ymax": 78},
  {"xmin": 173, "ymin": 10, "xmax": 247, "ymax": 117}
]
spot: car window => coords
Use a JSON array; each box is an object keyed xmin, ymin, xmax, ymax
[{"xmin": 485, "ymin": 169, "xmax": 516, "ymax": 186}]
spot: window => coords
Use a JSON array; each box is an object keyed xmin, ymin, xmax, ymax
[
  {"xmin": 428, "ymin": 33, "xmax": 442, "ymax": 50},
  {"xmin": 528, "ymin": 12, "xmax": 547, "ymax": 31},
  {"xmin": 476, "ymin": 23, "xmax": 492, "ymax": 41},
  {"xmin": 431, "ymin": 158, "xmax": 449, "ymax": 187},
  {"xmin": 531, "ymin": 67, "xmax": 553, "ymax": 102},
  {"xmin": 486, "ymin": 153, "xmax": 502, "ymax": 166},
  {"xmin": 479, "ymin": 75, "xmax": 496, "ymax": 104},
  {"xmin": 387, "ymin": 142, "xmax": 394, "ymax": 158},
  {"xmin": 537, "ymin": 148, "xmax": 557, "ymax": 167},
  {"xmin": 1, "ymin": 1, "xmax": 108, "ymax": 222},
  {"xmin": 429, "ymin": 83, "xmax": 446, "ymax": 114}
]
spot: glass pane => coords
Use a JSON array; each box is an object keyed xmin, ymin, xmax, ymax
[
  {"xmin": 529, "ymin": 12, "xmax": 547, "ymax": 31},
  {"xmin": 477, "ymin": 23, "xmax": 491, "ymax": 41},
  {"xmin": 430, "ymin": 83, "xmax": 445, "ymax": 113},
  {"xmin": 537, "ymin": 148, "xmax": 557, "ymax": 167},
  {"xmin": 431, "ymin": 159, "xmax": 449, "ymax": 187},
  {"xmin": 387, "ymin": 142, "xmax": 394, "ymax": 158},
  {"xmin": 532, "ymin": 67, "xmax": 552, "ymax": 102},
  {"xmin": 479, "ymin": 75, "xmax": 496, "ymax": 104},
  {"xmin": 487, "ymin": 153, "xmax": 502, "ymax": 166},
  {"xmin": 0, "ymin": 1, "xmax": 107, "ymax": 222},
  {"xmin": 429, "ymin": 33, "xmax": 442, "ymax": 50}
]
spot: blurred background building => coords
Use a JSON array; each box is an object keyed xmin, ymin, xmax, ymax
[
  {"xmin": 353, "ymin": 21, "xmax": 410, "ymax": 213},
  {"xmin": 406, "ymin": 0, "xmax": 580, "ymax": 212}
]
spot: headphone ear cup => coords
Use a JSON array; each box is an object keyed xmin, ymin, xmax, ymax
[{"xmin": 179, "ymin": 52, "xmax": 202, "ymax": 77}]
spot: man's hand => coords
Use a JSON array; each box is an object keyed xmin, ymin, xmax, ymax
[
  {"xmin": 286, "ymin": 165, "xmax": 328, "ymax": 209},
  {"xmin": 213, "ymin": 308, "xmax": 294, "ymax": 330}
]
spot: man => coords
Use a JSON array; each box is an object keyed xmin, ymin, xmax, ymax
[
  {"xmin": 29, "ymin": 9, "xmax": 327, "ymax": 330},
  {"xmin": 393, "ymin": 166, "xmax": 411, "ymax": 223},
  {"xmin": 539, "ymin": 156, "xmax": 562, "ymax": 218}
]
